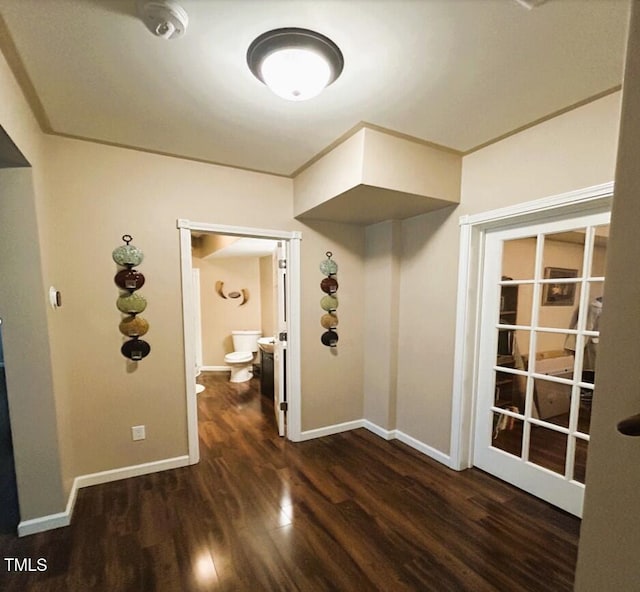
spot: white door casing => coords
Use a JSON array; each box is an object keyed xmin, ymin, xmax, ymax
[
  {"xmin": 177, "ymin": 220, "xmax": 302, "ymax": 464},
  {"xmin": 449, "ymin": 183, "xmax": 613, "ymax": 477},
  {"xmin": 274, "ymin": 241, "xmax": 287, "ymax": 436}
]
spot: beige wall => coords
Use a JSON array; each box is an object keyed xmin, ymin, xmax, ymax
[
  {"xmin": 576, "ymin": 3, "xmax": 640, "ymax": 587},
  {"xmin": 392, "ymin": 92, "xmax": 621, "ymax": 455},
  {"xmin": 193, "ymin": 255, "xmax": 262, "ymax": 366},
  {"xmin": 0, "ymin": 48, "xmax": 68, "ymax": 520},
  {"xmin": 0, "ymin": 169, "xmax": 66, "ymax": 519},
  {"xmin": 38, "ymin": 136, "xmax": 366, "ymax": 480},
  {"xmin": 259, "ymin": 254, "xmax": 276, "ymax": 339},
  {"xmin": 361, "ymin": 128, "xmax": 461, "ymax": 203},
  {"xmin": 363, "ymin": 220, "xmax": 400, "ymax": 429},
  {"xmin": 0, "ymin": 44, "xmax": 367, "ymax": 522},
  {"xmin": 299, "ymin": 219, "xmax": 366, "ymax": 427}
]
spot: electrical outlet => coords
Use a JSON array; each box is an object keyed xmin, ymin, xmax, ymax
[{"xmin": 131, "ymin": 425, "xmax": 146, "ymax": 441}]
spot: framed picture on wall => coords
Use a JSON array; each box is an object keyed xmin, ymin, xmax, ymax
[{"xmin": 541, "ymin": 267, "xmax": 578, "ymax": 306}]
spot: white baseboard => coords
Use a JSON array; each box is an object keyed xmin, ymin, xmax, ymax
[
  {"xmin": 74, "ymin": 455, "xmax": 190, "ymax": 489},
  {"xmin": 300, "ymin": 418, "xmax": 451, "ymax": 467},
  {"xmin": 18, "ymin": 455, "xmax": 189, "ymax": 537},
  {"xmin": 19, "ymin": 423, "xmax": 450, "ymax": 537},
  {"xmin": 362, "ymin": 420, "xmax": 396, "ymax": 440},
  {"xmin": 299, "ymin": 419, "xmax": 364, "ymax": 441},
  {"xmin": 394, "ymin": 429, "xmax": 451, "ymax": 466},
  {"xmin": 200, "ymin": 365, "xmax": 230, "ymax": 372}
]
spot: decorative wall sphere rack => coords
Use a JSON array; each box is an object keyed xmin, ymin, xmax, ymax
[
  {"xmin": 112, "ymin": 234, "xmax": 150, "ymax": 360},
  {"xmin": 319, "ymin": 251, "xmax": 339, "ymax": 347}
]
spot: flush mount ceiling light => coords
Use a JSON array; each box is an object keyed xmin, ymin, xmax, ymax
[{"xmin": 247, "ymin": 28, "xmax": 344, "ymax": 101}]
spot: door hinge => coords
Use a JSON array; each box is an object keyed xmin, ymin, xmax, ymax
[
  {"xmin": 279, "ymin": 401, "xmax": 288, "ymax": 411},
  {"xmin": 278, "ymin": 331, "xmax": 287, "ymax": 342},
  {"xmin": 278, "ymin": 259, "xmax": 287, "ymax": 269}
]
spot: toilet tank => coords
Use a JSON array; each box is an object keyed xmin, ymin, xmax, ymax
[{"xmin": 231, "ymin": 330, "xmax": 262, "ymax": 353}]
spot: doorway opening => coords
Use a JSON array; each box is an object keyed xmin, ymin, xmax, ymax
[
  {"xmin": 0, "ymin": 321, "xmax": 20, "ymax": 533},
  {"xmin": 450, "ymin": 182, "xmax": 613, "ymax": 516},
  {"xmin": 178, "ymin": 220, "xmax": 302, "ymax": 465}
]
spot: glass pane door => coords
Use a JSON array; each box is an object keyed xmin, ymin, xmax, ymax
[{"xmin": 474, "ymin": 212, "xmax": 609, "ymax": 516}]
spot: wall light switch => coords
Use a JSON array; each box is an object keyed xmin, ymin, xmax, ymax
[{"xmin": 131, "ymin": 425, "xmax": 146, "ymax": 441}]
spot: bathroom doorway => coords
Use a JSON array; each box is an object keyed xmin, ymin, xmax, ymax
[{"xmin": 178, "ymin": 220, "xmax": 302, "ymax": 464}]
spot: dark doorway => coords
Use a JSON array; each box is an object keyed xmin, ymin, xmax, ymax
[
  {"xmin": 0, "ymin": 125, "xmax": 28, "ymax": 532},
  {"xmin": 0, "ymin": 326, "xmax": 19, "ymax": 532}
]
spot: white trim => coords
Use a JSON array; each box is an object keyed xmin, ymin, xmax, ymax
[
  {"xmin": 362, "ymin": 420, "xmax": 395, "ymax": 440},
  {"xmin": 177, "ymin": 219, "xmax": 301, "ymax": 241},
  {"xmin": 18, "ymin": 455, "xmax": 189, "ymax": 536},
  {"xmin": 459, "ymin": 182, "xmax": 613, "ymax": 227},
  {"xmin": 299, "ymin": 419, "xmax": 364, "ymax": 441},
  {"xmin": 300, "ymin": 418, "xmax": 452, "ymax": 467},
  {"xmin": 178, "ymin": 220, "xmax": 303, "ymax": 452},
  {"xmin": 395, "ymin": 430, "xmax": 452, "ymax": 466},
  {"xmin": 18, "ymin": 510, "xmax": 71, "ymax": 537},
  {"xmin": 449, "ymin": 222, "xmax": 474, "ymax": 471},
  {"xmin": 200, "ymin": 365, "xmax": 230, "ymax": 372},
  {"xmin": 74, "ymin": 455, "xmax": 190, "ymax": 489},
  {"xmin": 449, "ymin": 182, "xmax": 614, "ymax": 472},
  {"xmin": 179, "ymin": 225, "xmax": 200, "ymax": 465},
  {"xmin": 17, "ymin": 477, "xmax": 78, "ymax": 536}
]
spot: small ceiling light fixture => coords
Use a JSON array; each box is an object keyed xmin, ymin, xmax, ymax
[
  {"xmin": 247, "ymin": 28, "xmax": 344, "ymax": 101},
  {"xmin": 137, "ymin": 0, "xmax": 188, "ymax": 40}
]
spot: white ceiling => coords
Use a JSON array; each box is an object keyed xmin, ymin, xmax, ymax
[
  {"xmin": 205, "ymin": 237, "xmax": 278, "ymax": 258},
  {"xmin": 0, "ymin": 0, "xmax": 630, "ymax": 176}
]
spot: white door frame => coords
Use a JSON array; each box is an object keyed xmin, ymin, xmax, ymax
[
  {"xmin": 449, "ymin": 182, "xmax": 613, "ymax": 472},
  {"xmin": 177, "ymin": 219, "xmax": 302, "ymax": 464}
]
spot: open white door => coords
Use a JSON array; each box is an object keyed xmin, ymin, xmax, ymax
[
  {"xmin": 474, "ymin": 211, "xmax": 610, "ymax": 517},
  {"xmin": 274, "ymin": 241, "xmax": 287, "ymax": 436},
  {"xmin": 191, "ymin": 268, "xmax": 203, "ymax": 375}
]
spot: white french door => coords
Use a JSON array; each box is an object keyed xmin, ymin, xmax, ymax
[{"xmin": 474, "ymin": 210, "xmax": 610, "ymax": 516}]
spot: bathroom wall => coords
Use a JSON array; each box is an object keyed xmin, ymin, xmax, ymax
[
  {"xmin": 192, "ymin": 255, "xmax": 262, "ymax": 367},
  {"xmin": 259, "ymin": 254, "xmax": 276, "ymax": 339}
]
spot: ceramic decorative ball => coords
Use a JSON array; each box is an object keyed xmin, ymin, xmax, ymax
[
  {"xmin": 321, "ymin": 330, "xmax": 339, "ymax": 347},
  {"xmin": 116, "ymin": 293, "xmax": 147, "ymax": 314},
  {"xmin": 320, "ymin": 313, "xmax": 338, "ymax": 329},
  {"xmin": 114, "ymin": 269, "xmax": 146, "ymax": 291},
  {"xmin": 320, "ymin": 294, "xmax": 338, "ymax": 311},
  {"xmin": 319, "ymin": 258, "xmax": 338, "ymax": 276},
  {"xmin": 320, "ymin": 277, "xmax": 339, "ymax": 294},
  {"xmin": 119, "ymin": 315, "xmax": 149, "ymax": 337},
  {"xmin": 121, "ymin": 339, "xmax": 151, "ymax": 360},
  {"xmin": 112, "ymin": 244, "xmax": 144, "ymax": 267}
]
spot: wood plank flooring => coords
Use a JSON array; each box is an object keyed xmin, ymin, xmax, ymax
[{"xmin": 0, "ymin": 372, "xmax": 580, "ymax": 591}]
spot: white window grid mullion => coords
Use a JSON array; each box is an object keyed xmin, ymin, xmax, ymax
[
  {"xmin": 522, "ymin": 232, "xmax": 545, "ymax": 462},
  {"xmin": 566, "ymin": 225, "xmax": 596, "ymax": 480}
]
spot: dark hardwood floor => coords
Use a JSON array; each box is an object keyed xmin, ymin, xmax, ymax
[{"xmin": 0, "ymin": 372, "xmax": 580, "ymax": 591}]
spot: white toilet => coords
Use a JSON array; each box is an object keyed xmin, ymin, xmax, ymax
[{"xmin": 224, "ymin": 330, "xmax": 261, "ymax": 383}]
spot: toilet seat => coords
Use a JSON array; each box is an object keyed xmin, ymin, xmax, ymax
[{"xmin": 224, "ymin": 351, "xmax": 253, "ymax": 364}]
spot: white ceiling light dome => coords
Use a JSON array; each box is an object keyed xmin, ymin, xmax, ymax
[{"xmin": 247, "ymin": 28, "xmax": 344, "ymax": 101}]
